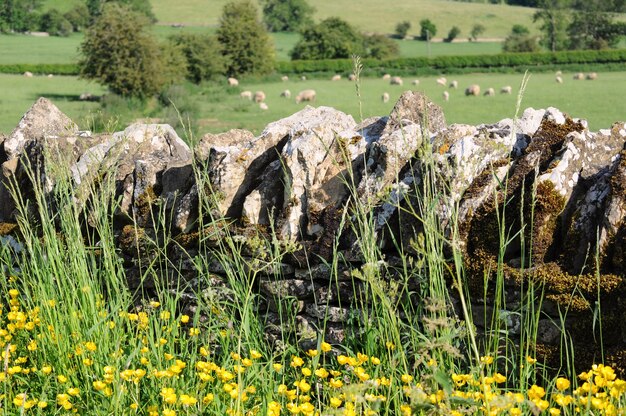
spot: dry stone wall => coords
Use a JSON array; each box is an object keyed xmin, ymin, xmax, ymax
[{"xmin": 2, "ymin": 95, "xmax": 626, "ymax": 369}]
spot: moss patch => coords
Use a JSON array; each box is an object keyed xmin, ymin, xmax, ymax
[{"xmin": 0, "ymin": 222, "xmax": 17, "ymax": 236}]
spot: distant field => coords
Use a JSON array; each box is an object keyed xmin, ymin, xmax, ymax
[
  {"xmin": 0, "ymin": 74, "xmax": 106, "ymax": 133},
  {"xmin": 150, "ymin": 0, "xmax": 537, "ymax": 38},
  {"xmin": 2, "ymin": 71, "xmax": 624, "ymax": 135}
]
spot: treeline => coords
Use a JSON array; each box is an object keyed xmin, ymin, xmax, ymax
[{"xmin": 449, "ymin": 0, "xmax": 626, "ymax": 12}]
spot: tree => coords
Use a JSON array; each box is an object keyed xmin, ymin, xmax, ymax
[
  {"xmin": 469, "ymin": 23, "xmax": 485, "ymax": 41},
  {"xmin": 502, "ymin": 24, "xmax": 540, "ymax": 52},
  {"xmin": 169, "ymin": 33, "xmax": 227, "ymax": 83},
  {"xmin": 217, "ymin": 1, "xmax": 275, "ymax": 76},
  {"xmin": 567, "ymin": 0, "xmax": 622, "ymax": 49},
  {"xmin": 79, "ymin": 3, "xmax": 167, "ymax": 97},
  {"xmin": 86, "ymin": 0, "xmax": 155, "ymax": 22},
  {"xmin": 533, "ymin": 0, "xmax": 570, "ymax": 51},
  {"xmin": 262, "ymin": 0, "xmax": 314, "ymax": 32},
  {"xmin": 363, "ymin": 34, "xmax": 399, "ymax": 59},
  {"xmin": 444, "ymin": 26, "xmax": 461, "ymax": 43},
  {"xmin": 0, "ymin": 0, "xmax": 42, "ymax": 33},
  {"xmin": 291, "ymin": 17, "xmax": 364, "ymax": 60},
  {"xmin": 39, "ymin": 8, "xmax": 72, "ymax": 36},
  {"xmin": 395, "ymin": 21, "xmax": 411, "ymax": 39},
  {"xmin": 64, "ymin": 3, "xmax": 90, "ymax": 32},
  {"xmin": 419, "ymin": 19, "xmax": 437, "ymax": 41}
]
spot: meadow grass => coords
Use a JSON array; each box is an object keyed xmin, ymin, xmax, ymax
[
  {"xmin": 2, "ymin": 70, "xmax": 626, "ymax": 135},
  {"xmin": 1, "ymin": 97, "xmax": 625, "ymax": 415}
]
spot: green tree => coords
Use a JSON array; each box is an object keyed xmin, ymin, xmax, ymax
[
  {"xmin": 444, "ymin": 26, "xmax": 461, "ymax": 43},
  {"xmin": 64, "ymin": 3, "xmax": 90, "ymax": 32},
  {"xmin": 0, "ymin": 0, "xmax": 42, "ymax": 33},
  {"xmin": 262, "ymin": 0, "xmax": 314, "ymax": 32},
  {"xmin": 39, "ymin": 8, "xmax": 72, "ymax": 36},
  {"xmin": 395, "ymin": 21, "xmax": 411, "ymax": 39},
  {"xmin": 469, "ymin": 23, "xmax": 485, "ymax": 41},
  {"xmin": 79, "ymin": 3, "xmax": 166, "ymax": 97},
  {"xmin": 533, "ymin": 0, "xmax": 570, "ymax": 51},
  {"xmin": 86, "ymin": 0, "xmax": 155, "ymax": 21},
  {"xmin": 291, "ymin": 17, "xmax": 364, "ymax": 60},
  {"xmin": 363, "ymin": 34, "xmax": 399, "ymax": 59},
  {"xmin": 169, "ymin": 33, "xmax": 227, "ymax": 83},
  {"xmin": 502, "ymin": 24, "xmax": 540, "ymax": 52},
  {"xmin": 419, "ymin": 19, "xmax": 437, "ymax": 41},
  {"xmin": 567, "ymin": 0, "xmax": 622, "ymax": 49},
  {"xmin": 217, "ymin": 1, "xmax": 275, "ymax": 76}
]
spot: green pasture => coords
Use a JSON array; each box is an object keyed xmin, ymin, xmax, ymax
[
  {"xmin": 2, "ymin": 71, "xmax": 624, "ymax": 135},
  {"xmin": 0, "ymin": 74, "xmax": 106, "ymax": 133}
]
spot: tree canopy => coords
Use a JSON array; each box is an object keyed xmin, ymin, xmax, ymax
[
  {"xmin": 291, "ymin": 17, "xmax": 365, "ymax": 60},
  {"xmin": 262, "ymin": 0, "xmax": 314, "ymax": 32},
  {"xmin": 0, "ymin": 0, "xmax": 42, "ymax": 33},
  {"xmin": 217, "ymin": 1, "xmax": 275, "ymax": 76}
]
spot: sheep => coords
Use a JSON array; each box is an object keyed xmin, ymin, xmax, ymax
[
  {"xmin": 382, "ymin": 74, "xmax": 391, "ymax": 80},
  {"xmin": 573, "ymin": 72, "xmax": 584, "ymax": 80},
  {"xmin": 240, "ymin": 91, "xmax": 253, "ymax": 100},
  {"xmin": 436, "ymin": 77, "xmax": 447, "ymax": 86},
  {"xmin": 382, "ymin": 92, "xmax": 390, "ymax": 103},
  {"xmin": 47, "ymin": 74, "xmax": 54, "ymax": 78},
  {"xmin": 484, "ymin": 87, "xmax": 495, "ymax": 97},
  {"xmin": 259, "ymin": 102, "xmax": 269, "ymax": 110},
  {"xmin": 295, "ymin": 89, "xmax": 316, "ymax": 103},
  {"xmin": 443, "ymin": 91, "xmax": 449, "ymax": 101},
  {"xmin": 280, "ymin": 89, "xmax": 291, "ymax": 98},
  {"xmin": 500, "ymin": 85, "xmax": 512, "ymax": 94},
  {"xmin": 390, "ymin": 76, "xmax": 403, "ymax": 85},
  {"xmin": 411, "ymin": 79, "xmax": 420, "ymax": 86},
  {"xmin": 348, "ymin": 74, "xmax": 356, "ymax": 81},
  {"xmin": 555, "ymin": 70, "xmax": 562, "ymax": 77},
  {"xmin": 300, "ymin": 75, "xmax": 307, "ymax": 81},
  {"xmin": 556, "ymin": 76, "xmax": 563, "ymax": 84},
  {"xmin": 23, "ymin": 71, "xmax": 33, "ymax": 77},
  {"xmin": 449, "ymin": 80, "xmax": 458, "ymax": 89},
  {"xmin": 465, "ymin": 84, "xmax": 480, "ymax": 96},
  {"xmin": 586, "ymin": 72, "xmax": 598, "ymax": 80},
  {"xmin": 253, "ymin": 91, "xmax": 266, "ymax": 103},
  {"xmin": 331, "ymin": 74, "xmax": 341, "ymax": 81},
  {"xmin": 281, "ymin": 75, "xmax": 289, "ymax": 82},
  {"xmin": 227, "ymin": 77, "xmax": 239, "ymax": 86}
]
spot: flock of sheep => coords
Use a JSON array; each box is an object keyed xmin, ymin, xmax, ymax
[{"xmin": 228, "ymin": 69, "xmax": 599, "ymax": 110}]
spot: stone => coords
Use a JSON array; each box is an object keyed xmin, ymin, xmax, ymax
[{"xmin": 259, "ymin": 279, "xmax": 314, "ymax": 298}]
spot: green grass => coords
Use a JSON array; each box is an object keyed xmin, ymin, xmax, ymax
[
  {"xmin": 0, "ymin": 74, "xmax": 106, "ymax": 133},
  {"xmin": 396, "ymin": 39, "xmax": 503, "ymax": 57},
  {"xmin": 0, "ymin": 33, "xmax": 82, "ymax": 64},
  {"xmin": 2, "ymin": 71, "xmax": 624, "ymax": 135},
  {"xmin": 150, "ymin": 0, "xmax": 538, "ymax": 38}
]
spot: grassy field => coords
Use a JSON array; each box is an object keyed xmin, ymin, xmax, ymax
[
  {"xmin": 2, "ymin": 70, "xmax": 623, "ymax": 136},
  {"xmin": 149, "ymin": 0, "xmax": 537, "ymax": 38},
  {"xmin": 0, "ymin": 74, "xmax": 106, "ymax": 133}
]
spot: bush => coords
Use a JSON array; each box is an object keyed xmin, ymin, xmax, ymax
[
  {"xmin": 419, "ymin": 19, "xmax": 437, "ymax": 41},
  {"xmin": 291, "ymin": 17, "xmax": 365, "ymax": 60},
  {"xmin": 169, "ymin": 33, "xmax": 227, "ymax": 83},
  {"xmin": 395, "ymin": 21, "xmax": 411, "ymax": 39},
  {"xmin": 262, "ymin": 0, "xmax": 314, "ymax": 32},
  {"xmin": 217, "ymin": 1, "xmax": 275, "ymax": 76},
  {"xmin": 503, "ymin": 24, "xmax": 540, "ymax": 52},
  {"xmin": 445, "ymin": 26, "xmax": 461, "ymax": 43},
  {"xmin": 64, "ymin": 4, "xmax": 90, "ymax": 32},
  {"xmin": 363, "ymin": 34, "xmax": 400, "ymax": 60},
  {"xmin": 79, "ymin": 3, "xmax": 167, "ymax": 97},
  {"xmin": 86, "ymin": 0, "xmax": 156, "ymax": 22},
  {"xmin": 39, "ymin": 8, "xmax": 72, "ymax": 37}
]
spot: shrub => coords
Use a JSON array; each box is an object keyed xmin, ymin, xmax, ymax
[
  {"xmin": 445, "ymin": 26, "xmax": 461, "ymax": 43},
  {"xmin": 169, "ymin": 33, "xmax": 227, "ymax": 83},
  {"xmin": 0, "ymin": 0, "xmax": 42, "ymax": 33},
  {"xmin": 291, "ymin": 17, "xmax": 365, "ymax": 60},
  {"xmin": 217, "ymin": 1, "xmax": 275, "ymax": 76},
  {"xmin": 363, "ymin": 34, "xmax": 400, "ymax": 60},
  {"xmin": 39, "ymin": 8, "xmax": 72, "ymax": 37},
  {"xmin": 419, "ymin": 19, "xmax": 437, "ymax": 41},
  {"xmin": 503, "ymin": 24, "xmax": 540, "ymax": 52},
  {"xmin": 395, "ymin": 21, "xmax": 411, "ymax": 39},
  {"xmin": 86, "ymin": 0, "xmax": 155, "ymax": 22},
  {"xmin": 79, "ymin": 3, "xmax": 167, "ymax": 97},
  {"xmin": 262, "ymin": 0, "xmax": 314, "ymax": 32}
]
